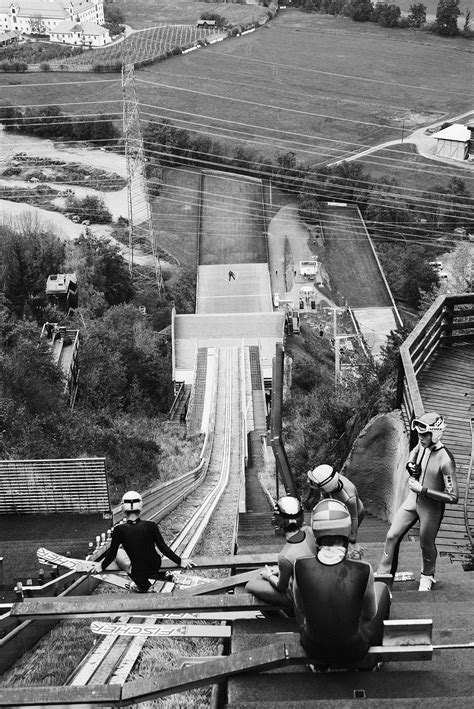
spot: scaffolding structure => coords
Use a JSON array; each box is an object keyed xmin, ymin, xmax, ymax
[{"xmin": 122, "ymin": 63, "xmax": 163, "ymax": 293}]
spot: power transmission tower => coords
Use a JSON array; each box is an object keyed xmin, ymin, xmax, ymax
[{"xmin": 122, "ymin": 63, "xmax": 163, "ymax": 294}]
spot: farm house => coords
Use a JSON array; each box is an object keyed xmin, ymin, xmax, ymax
[
  {"xmin": 50, "ymin": 19, "xmax": 111, "ymax": 46},
  {"xmin": 432, "ymin": 124, "xmax": 470, "ymax": 161}
]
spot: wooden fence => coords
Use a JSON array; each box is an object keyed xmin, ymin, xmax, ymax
[{"xmin": 397, "ymin": 293, "xmax": 474, "ymax": 422}]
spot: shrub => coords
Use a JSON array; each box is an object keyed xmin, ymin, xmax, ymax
[
  {"xmin": 40, "ymin": 62, "xmax": 50, "ymax": 71},
  {"xmin": 0, "ymin": 61, "xmax": 28, "ymax": 72}
]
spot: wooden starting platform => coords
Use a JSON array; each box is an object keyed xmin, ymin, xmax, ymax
[{"xmin": 0, "ymin": 620, "xmax": 445, "ymax": 707}]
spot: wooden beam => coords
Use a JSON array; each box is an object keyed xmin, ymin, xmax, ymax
[
  {"xmin": 182, "ymin": 569, "xmax": 261, "ymax": 595},
  {"xmin": 122, "ymin": 641, "xmax": 287, "ymax": 703},
  {"xmin": 382, "ymin": 618, "xmax": 433, "ymax": 646},
  {"xmin": 161, "ymin": 553, "xmax": 278, "ymax": 570},
  {"xmin": 0, "ymin": 683, "xmax": 121, "ymax": 707},
  {"xmin": 11, "ymin": 593, "xmax": 274, "ymax": 619}
]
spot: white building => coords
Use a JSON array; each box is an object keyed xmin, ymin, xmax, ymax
[
  {"xmin": 0, "ymin": 0, "xmax": 104, "ymax": 36},
  {"xmin": 432, "ymin": 124, "xmax": 470, "ymax": 161},
  {"xmin": 50, "ymin": 19, "xmax": 110, "ymax": 45}
]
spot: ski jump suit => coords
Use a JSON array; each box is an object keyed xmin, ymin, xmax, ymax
[
  {"xmin": 100, "ymin": 518, "xmax": 182, "ymax": 592},
  {"xmin": 245, "ymin": 526, "xmax": 317, "ymax": 609},
  {"xmin": 293, "ymin": 552, "xmax": 391, "ymax": 666},
  {"xmin": 378, "ymin": 441, "xmax": 458, "ymax": 577},
  {"xmin": 306, "ymin": 475, "xmax": 365, "ymax": 544}
]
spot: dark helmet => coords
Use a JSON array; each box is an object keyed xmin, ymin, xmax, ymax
[
  {"xmin": 311, "ymin": 499, "xmax": 351, "ymax": 541},
  {"xmin": 411, "ymin": 412, "xmax": 445, "ymax": 444},
  {"xmin": 272, "ymin": 496, "xmax": 304, "ymax": 532}
]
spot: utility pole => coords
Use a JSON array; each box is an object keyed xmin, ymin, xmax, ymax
[{"xmin": 122, "ymin": 63, "xmax": 163, "ymax": 294}]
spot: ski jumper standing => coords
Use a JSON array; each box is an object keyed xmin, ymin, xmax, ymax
[
  {"xmin": 306, "ymin": 464, "xmax": 365, "ymax": 545},
  {"xmin": 245, "ymin": 496, "xmax": 317, "ymax": 612},
  {"xmin": 292, "ymin": 499, "xmax": 391, "ymax": 667},
  {"xmin": 97, "ymin": 490, "xmax": 194, "ymax": 592},
  {"xmin": 377, "ymin": 412, "xmax": 458, "ymax": 592}
]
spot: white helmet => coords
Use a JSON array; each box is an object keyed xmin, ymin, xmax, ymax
[
  {"xmin": 272, "ymin": 496, "xmax": 304, "ymax": 532},
  {"xmin": 122, "ymin": 490, "xmax": 143, "ymax": 514},
  {"xmin": 411, "ymin": 412, "xmax": 445, "ymax": 444},
  {"xmin": 311, "ymin": 499, "xmax": 351, "ymax": 541},
  {"xmin": 308, "ymin": 464, "xmax": 341, "ymax": 493}
]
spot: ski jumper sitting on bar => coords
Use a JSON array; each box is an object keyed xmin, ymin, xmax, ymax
[
  {"xmin": 292, "ymin": 499, "xmax": 391, "ymax": 668},
  {"xmin": 377, "ymin": 412, "xmax": 458, "ymax": 592},
  {"xmin": 305, "ymin": 464, "xmax": 365, "ymax": 546},
  {"xmin": 96, "ymin": 490, "xmax": 194, "ymax": 592},
  {"xmin": 245, "ymin": 496, "xmax": 317, "ymax": 613}
]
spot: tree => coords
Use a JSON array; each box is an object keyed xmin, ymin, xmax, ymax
[
  {"xmin": 450, "ymin": 242, "xmax": 473, "ymax": 293},
  {"xmin": 66, "ymin": 194, "xmax": 112, "ymax": 223},
  {"xmin": 78, "ymin": 305, "xmax": 172, "ymax": 415},
  {"xmin": 373, "ymin": 3, "xmax": 401, "ymax": 26},
  {"xmin": 376, "ymin": 243, "xmax": 439, "ymax": 309},
  {"xmin": 408, "ymin": 2, "xmax": 427, "ymax": 27},
  {"xmin": 346, "ymin": 0, "xmax": 374, "ymax": 21},
  {"xmin": 0, "ymin": 217, "xmax": 65, "ymax": 318},
  {"xmin": 69, "ymin": 233, "xmax": 134, "ymax": 308},
  {"xmin": 435, "ymin": 0, "xmax": 460, "ymax": 35},
  {"xmin": 0, "ymin": 104, "xmax": 22, "ymax": 130},
  {"xmin": 463, "ymin": 8, "xmax": 471, "ymax": 33}
]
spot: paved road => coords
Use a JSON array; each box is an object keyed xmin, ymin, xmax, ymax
[
  {"xmin": 329, "ymin": 110, "xmax": 474, "ymax": 170},
  {"xmin": 267, "ymin": 203, "xmax": 338, "ymax": 310}
]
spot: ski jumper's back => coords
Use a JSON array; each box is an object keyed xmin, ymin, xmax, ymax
[{"xmin": 293, "ymin": 555, "xmax": 372, "ymax": 664}]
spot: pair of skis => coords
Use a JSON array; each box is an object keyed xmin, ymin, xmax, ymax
[
  {"xmin": 36, "ymin": 547, "xmax": 210, "ymax": 591},
  {"xmin": 36, "ymin": 548, "xmax": 261, "ymax": 638}
]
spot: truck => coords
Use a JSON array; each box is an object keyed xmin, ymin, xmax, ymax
[{"xmin": 299, "ymin": 261, "xmax": 318, "ymax": 278}]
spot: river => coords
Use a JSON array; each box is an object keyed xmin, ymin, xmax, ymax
[{"xmin": 0, "ymin": 127, "xmax": 157, "ymax": 266}]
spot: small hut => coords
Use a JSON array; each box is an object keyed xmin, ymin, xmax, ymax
[{"xmin": 432, "ymin": 124, "xmax": 470, "ymax": 161}]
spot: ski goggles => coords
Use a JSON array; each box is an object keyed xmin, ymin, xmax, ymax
[{"xmin": 411, "ymin": 417, "xmax": 444, "ymax": 434}]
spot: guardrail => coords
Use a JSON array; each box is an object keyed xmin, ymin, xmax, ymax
[
  {"xmin": 168, "ymin": 380, "xmax": 185, "ymax": 420},
  {"xmin": 397, "ymin": 293, "xmax": 474, "ymax": 421}
]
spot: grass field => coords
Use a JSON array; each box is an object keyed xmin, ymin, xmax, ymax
[
  {"xmin": 0, "ymin": 12, "xmax": 471, "ymax": 189},
  {"xmin": 113, "ymin": 0, "xmax": 269, "ymax": 30},
  {"xmin": 200, "ymin": 170, "xmax": 267, "ymax": 265},
  {"xmin": 355, "ymin": 143, "xmax": 474, "ymax": 196},
  {"xmin": 151, "ymin": 167, "xmax": 201, "ymax": 267},
  {"xmin": 319, "ymin": 204, "xmax": 393, "ymax": 308}
]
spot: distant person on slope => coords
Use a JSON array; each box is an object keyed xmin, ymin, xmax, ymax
[
  {"xmin": 245, "ymin": 496, "xmax": 317, "ymax": 614},
  {"xmin": 96, "ymin": 490, "xmax": 194, "ymax": 593},
  {"xmin": 377, "ymin": 412, "xmax": 458, "ymax": 592},
  {"xmin": 292, "ymin": 499, "xmax": 391, "ymax": 668},
  {"xmin": 305, "ymin": 465, "xmax": 365, "ymax": 546}
]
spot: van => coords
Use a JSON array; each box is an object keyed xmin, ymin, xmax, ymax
[{"xmin": 439, "ymin": 272, "xmax": 448, "ymax": 280}]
